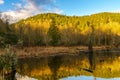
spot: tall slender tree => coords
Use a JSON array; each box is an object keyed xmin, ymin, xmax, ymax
[{"xmin": 48, "ymin": 19, "xmax": 61, "ymax": 46}]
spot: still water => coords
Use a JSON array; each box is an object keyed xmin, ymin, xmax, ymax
[{"xmin": 16, "ymin": 51, "xmax": 120, "ymax": 80}]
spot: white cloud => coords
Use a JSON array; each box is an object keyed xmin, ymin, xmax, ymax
[
  {"xmin": 52, "ymin": 8, "xmax": 63, "ymax": 13},
  {"xmin": 0, "ymin": 0, "xmax": 4, "ymax": 4},
  {"xmin": 0, "ymin": 0, "xmax": 63, "ymax": 23},
  {"xmin": 111, "ymin": 10, "xmax": 120, "ymax": 13},
  {"xmin": 0, "ymin": 3, "xmax": 38, "ymax": 23},
  {"xmin": 12, "ymin": 3, "xmax": 22, "ymax": 9}
]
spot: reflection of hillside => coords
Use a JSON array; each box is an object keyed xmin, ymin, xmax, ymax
[
  {"xmin": 17, "ymin": 52, "xmax": 120, "ymax": 80},
  {"xmin": 94, "ymin": 56, "xmax": 120, "ymax": 78}
]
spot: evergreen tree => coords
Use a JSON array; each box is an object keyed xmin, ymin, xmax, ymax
[{"xmin": 48, "ymin": 19, "xmax": 61, "ymax": 46}]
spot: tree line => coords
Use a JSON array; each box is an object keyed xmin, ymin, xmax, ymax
[{"xmin": 0, "ymin": 12, "xmax": 120, "ymax": 47}]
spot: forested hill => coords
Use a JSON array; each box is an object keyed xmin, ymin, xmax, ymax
[
  {"xmin": 1, "ymin": 12, "xmax": 120, "ymax": 47},
  {"xmin": 16, "ymin": 12, "xmax": 120, "ymax": 27}
]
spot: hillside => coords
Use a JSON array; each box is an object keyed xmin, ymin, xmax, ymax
[
  {"xmin": 1, "ymin": 12, "xmax": 120, "ymax": 47},
  {"xmin": 15, "ymin": 12, "xmax": 120, "ymax": 36}
]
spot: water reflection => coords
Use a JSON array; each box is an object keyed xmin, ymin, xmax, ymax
[
  {"xmin": 16, "ymin": 73, "xmax": 37, "ymax": 80},
  {"xmin": 48, "ymin": 55, "xmax": 62, "ymax": 80},
  {"xmin": 17, "ymin": 51, "xmax": 120, "ymax": 80},
  {"xmin": 62, "ymin": 76, "xmax": 120, "ymax": 80}
]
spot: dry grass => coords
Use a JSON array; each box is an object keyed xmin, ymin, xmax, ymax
[
  {"xmin": 15, "ymin": 46, "xmax": 83, "ymax": 58},
  {"xmin": 0, "ymin": 46, "xmax": 119, "ymax": 58}
]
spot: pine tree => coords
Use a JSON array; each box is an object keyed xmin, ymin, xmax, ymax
[{"xmin": 48, "ymin": 19, "xmax": 61, "ymax": 46}]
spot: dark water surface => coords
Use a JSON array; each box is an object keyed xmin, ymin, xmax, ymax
[{"xmin": 16, "ymin": 51, "xmax": 120, "ymax": 80}]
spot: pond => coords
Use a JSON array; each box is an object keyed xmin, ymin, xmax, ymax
[{"xmin": 16, "ymin": 51, "xmax": 120, "ymax": 80}]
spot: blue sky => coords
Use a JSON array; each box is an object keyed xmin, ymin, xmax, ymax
[
  {"xmin": 57, "ymin": 0, "xmax": 120, "ymax": 16},
  {"xmin": 0, "ymin": 0, "xmax": 120, "ymax": 22}
]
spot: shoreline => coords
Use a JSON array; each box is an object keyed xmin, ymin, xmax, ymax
[{"xmin": 0, "ymin": 46, "xmax": 120, "ymax": 58}]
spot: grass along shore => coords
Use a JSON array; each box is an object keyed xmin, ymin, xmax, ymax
[{"xmin": 0, "ymin": 46, "xmax": 120, "ymax": 58}]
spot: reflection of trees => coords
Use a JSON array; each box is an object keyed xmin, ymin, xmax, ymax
[
  {"xmin": 48, "ymin": 55, "xmax": 62, "ymax": 80},
  {"xmin": 16, "ymin": 52, "xmax": 120, "ymax": 79},
  {"xmin": 88, "ymin": 51, "xmax": 95, "ymax": 71},
  {"xmin": 81, "ymin": 50, "xmax": 95, "ymax": 75},
  {"xmin": 88, "ymin": 50, "xmax": 96, "ymax": 80}
]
